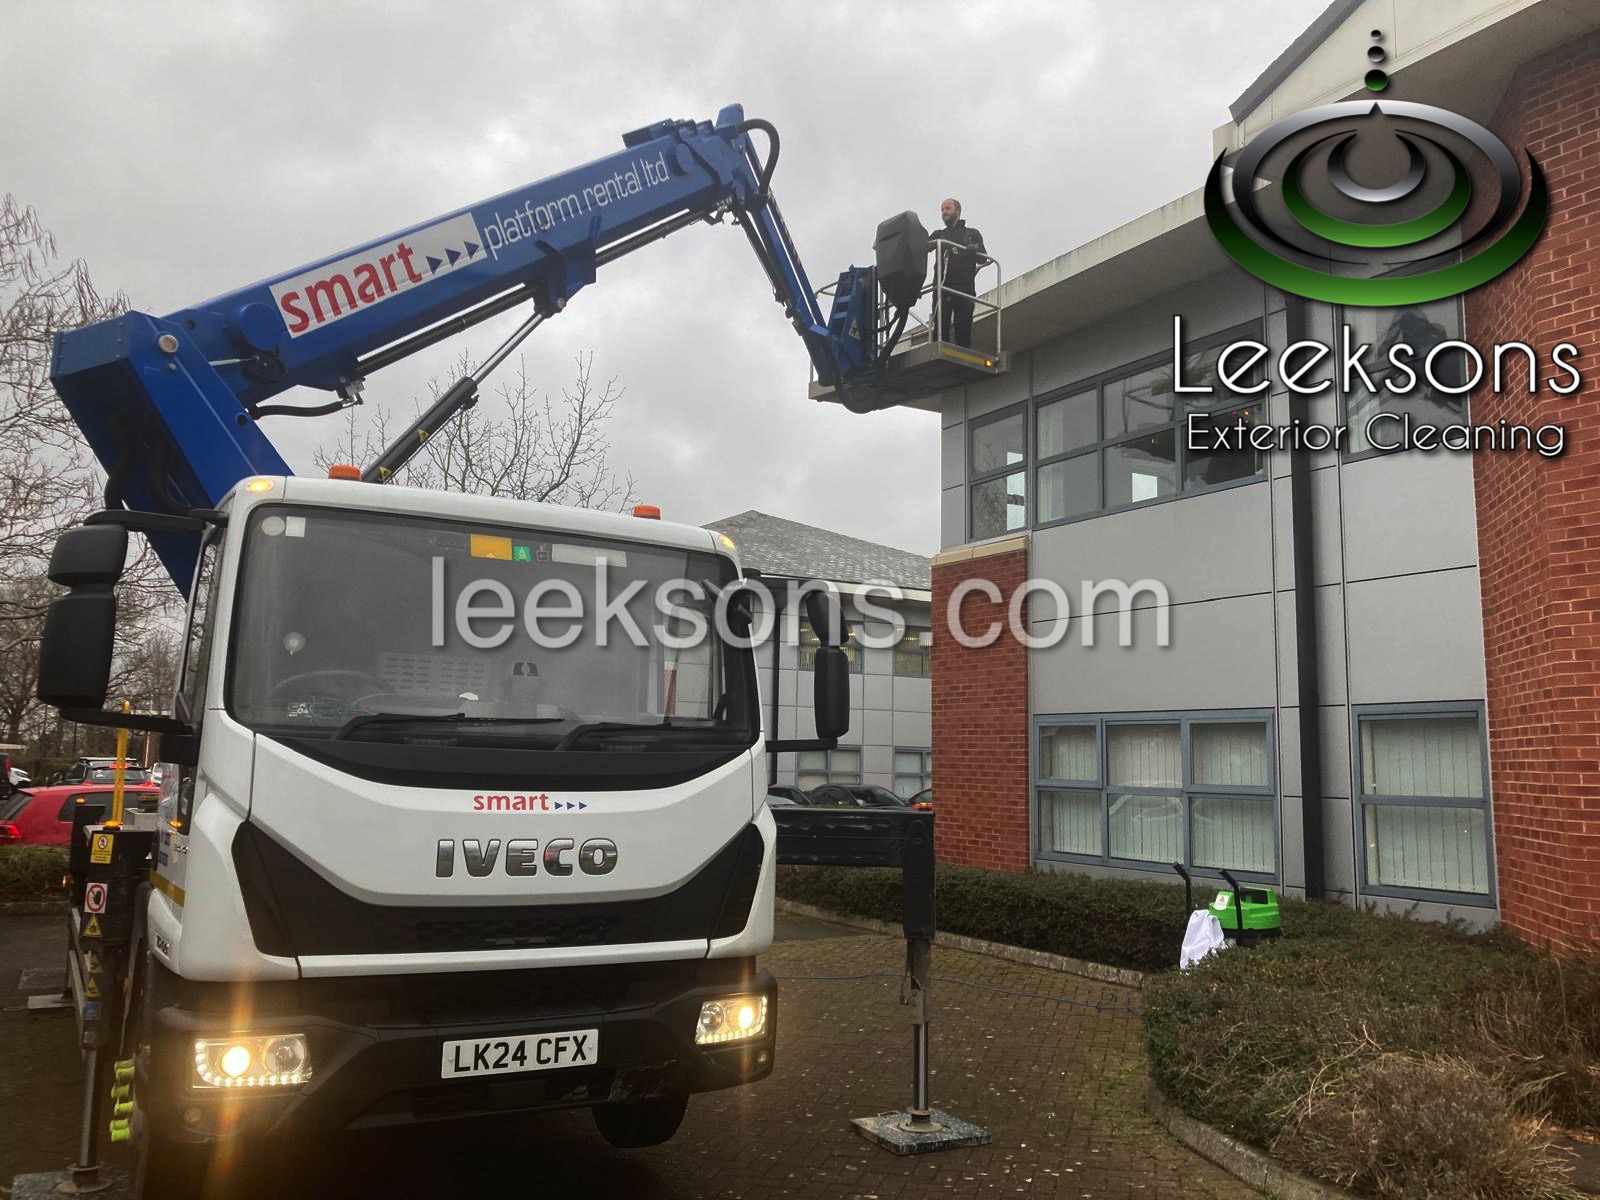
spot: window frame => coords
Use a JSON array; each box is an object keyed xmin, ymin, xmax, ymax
[
  {"xmin": 891, "ymin": 628, "xmax": 931, "ymax": 678},
  {"xmin": 1350, "ymin": 700, "xmax": 1495, "ymax": 907},
  {"xmin": 1019, "ymin": 318, "xmax": 1270, "ymax": 533},
  {"xmin": 893, "ymin": 747, "xmax": 933, "ymax": 797},
  {"xmin": 1034, "ymin": 709, "xmax": 1279, "ymax": 882},
  {"xmin": 795, "ymin": 747, "xmax": 863, "ymax": 789},
  {"xmin": 967, "ymin": 402, "xmax": 1029, "ymax": 541},
  {"xmin": 1337, "ymin": 293, "xmax": 1467, "ymax": 464},
  {"xmin": 797, "ymin": 625, "xmax": 864, "ymax": 674}
]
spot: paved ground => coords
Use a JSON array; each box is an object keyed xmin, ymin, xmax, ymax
[{"xmin": 2, "ymin": 912, "xmax": 1256, "ymax": 1199}]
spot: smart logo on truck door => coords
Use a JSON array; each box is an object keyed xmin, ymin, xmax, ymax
[{"xmin": 269, "ymin": 212, "xmax": 482, "ymax": 337}]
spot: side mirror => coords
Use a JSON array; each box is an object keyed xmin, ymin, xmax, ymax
[
  {"xmin": 38, "ymin": 591, "xmax": 116, "ymax": 710},
  {"xmin": 813, "ymin": 647, "xmax": 849, "ymax": 740},
  {"xmin": 37, "ymin": 523, "xmax": 126, "ymax": 712},
  {"xmin": 803, "ymin": 587, "xmax": 848, "ymax": 648},
  {"xmin": 48, "ymin": 524, "xmax": 128, "ymax": 587}
]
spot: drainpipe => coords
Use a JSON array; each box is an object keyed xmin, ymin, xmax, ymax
[{"xmin": 1286, "ymin": 292, "xmax": 1325, "ymax": 900}]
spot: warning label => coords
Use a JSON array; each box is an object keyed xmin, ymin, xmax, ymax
[
  {"xmin": 90, "ymin": 832, "xmax": 114, "ymax": 864},
  {"xmin": 84, "ymin": 882, "xmax": 107, "ymax": 914}
]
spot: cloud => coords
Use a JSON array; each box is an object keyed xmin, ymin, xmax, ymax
[{"xmin": 3, "ymin": 0, "xmax": 1327, "ymax": 556}]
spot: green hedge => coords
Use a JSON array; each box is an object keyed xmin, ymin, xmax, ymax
[
  {"xmin": 775, "ymin": 862, "xmax": 1324, "ymax": 972},
  {"xmin": 0, "ymin": 845, "xmax": 70, "ymax": 899}
]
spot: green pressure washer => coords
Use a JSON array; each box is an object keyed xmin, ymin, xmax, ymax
[{"xmin": 1173, "ymin": 863, "xmax": 1282, "ymax": 948}]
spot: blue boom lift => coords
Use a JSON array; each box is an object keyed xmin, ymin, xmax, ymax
[{"xmin": 49, "ymin": 104, "xmax": 963, "ymax": 587}]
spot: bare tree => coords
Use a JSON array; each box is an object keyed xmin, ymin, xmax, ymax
[
  {"xmin": 320, "ymin": 351, "xmax": 636, "ymax": 509},
  {"xmin": 0, "ymin": 195, "xmax": 181, "ymax": 747}
]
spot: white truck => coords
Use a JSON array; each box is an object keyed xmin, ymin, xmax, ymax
[{"xmin": 39, "ymin": 476, "xmax": 850, "ymax": 1195}]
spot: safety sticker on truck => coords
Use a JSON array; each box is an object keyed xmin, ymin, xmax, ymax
[{"xmin": 269, "ymin": 212, "xmax": 483, "ymax": 338}]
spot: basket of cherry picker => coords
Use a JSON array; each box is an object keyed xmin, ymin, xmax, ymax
[{"xmin": 1173, "ymin": 862, "xmax": 1281, "ymax": 968}]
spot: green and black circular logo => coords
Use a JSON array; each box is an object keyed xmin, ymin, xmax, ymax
[{"xmin": 1205, "ymin": 32, "xmax": 1546, "ymax": 306}]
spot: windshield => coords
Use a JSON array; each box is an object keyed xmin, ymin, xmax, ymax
[
  {"xmin": 86, "ymin": 766, "xmax": 150, "ymax": 785},
  {"xmin": 229, "ymin": 505, "xmax": 754, "ymax": 750}
]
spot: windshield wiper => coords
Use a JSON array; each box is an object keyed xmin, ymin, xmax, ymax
[
  {"xmin": 551, "ymin": 720, "xmax": 752, "ymax": 751},
  {"xmin": 331, "ymin": 712, "xmax": 565, "ymax": 741}
]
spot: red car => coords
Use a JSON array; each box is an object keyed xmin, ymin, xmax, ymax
[{"xmin": 0, "ymin": 782, "xmax": 160, "ymax": 846}]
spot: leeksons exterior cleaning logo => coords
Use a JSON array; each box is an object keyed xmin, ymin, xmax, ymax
[
  {"xmin": 1186, "ymin": 29, "xmax": 1575, "ymax": 459},
  {"xmin": 1205, "ymin": 31, "xmax": 1546, "ymax": 306}
]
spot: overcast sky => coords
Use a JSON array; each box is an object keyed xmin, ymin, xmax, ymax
[{"xmin": 6, "ymin": 0, "xmax": 1328, "ymax": 557}]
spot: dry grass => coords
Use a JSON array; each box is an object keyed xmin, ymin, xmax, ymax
[{"xmin": 1272, "ymin": 1047, "xmax": 1576, "ymax": 1199}]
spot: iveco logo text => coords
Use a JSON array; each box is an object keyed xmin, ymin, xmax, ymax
[{"xmin": 434, "ymin": 838, "xmax": 618, "ymax": 878}]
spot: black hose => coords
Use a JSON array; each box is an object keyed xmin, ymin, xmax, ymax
[
  {"xmin": 251, "ymin": 399, "xmax": 353, "ymax": 420},
  {"xmin": 733, "ymin": 119, "xmax": 780, "ymax": 196}
]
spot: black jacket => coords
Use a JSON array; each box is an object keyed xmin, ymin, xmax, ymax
[{"xmin": 929, "ymin": 220, "xmax": 986, "ymax": 293}]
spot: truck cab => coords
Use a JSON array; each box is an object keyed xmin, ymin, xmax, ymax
[{"xmin": 38, "ymin": 475, "xmax": 851, "ymax": 1195}]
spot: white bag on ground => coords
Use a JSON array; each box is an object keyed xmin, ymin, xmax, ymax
[{"xmin": 1180, "ymin": 909, "xmax": 1228, "ymax": 969}]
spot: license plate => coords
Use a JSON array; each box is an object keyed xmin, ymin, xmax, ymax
[{"xmin": 439, "ymin": 1028, "xmax": 599, "ymax": 1079}]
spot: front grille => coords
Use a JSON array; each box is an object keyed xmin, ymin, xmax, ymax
[
  {"xmin": 368, "ymin": 901, "xmax": 658, "ymax": 955},
  {"xmin": 234, "ymin": 822, "xmax": 764, "ymax": 958}
]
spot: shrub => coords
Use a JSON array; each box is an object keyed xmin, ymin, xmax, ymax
[
  {"xmin": 0, "ymin": 845, "xmax": 70, "ymax": 899},
  {"xmin": 1271, "ymin": 1051, "xmax": 1574, "ymax": 1199}
]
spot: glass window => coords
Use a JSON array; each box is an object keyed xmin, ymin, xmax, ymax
[
  {"xmin": 971, "ymin": 412, "xmax": 1024, "ymax": 475},
  {"xmin": 1109, "ymin": 793, "xmax": 1184, "ymax": 863},
  {"xmin": 893, "ymin": 748, "xmax": 932, "ymax": 797},
  {"xmin": 1035, "ymin": 714, "xmax": 1276, "ymax": 878},
  {"xmin": 796, "ymin": 747, "xmax": 861, "ymax": 789},
  {"xmin": 1192, "ymin": 722, "xmax": 1269, "ymax": 788},
  {"xmin": 1104, "ymin": 429, "xmax": 1178, "ymax": 508},
  {"xmin": 1037, "ymin": 390, "xmax": 1097, "ymax": 458},
  {"xmin": 1182, "ymin": 406, "xmax": 1265, "ymax": 490},
  {"xmin": 179, "ymin": 532, "xmax": 221, "ymax": 721},
  {"xmin": 1039, "ymin": 724, "xmax": 1097, "ymax": 783},
  {"xmin": 892, "ymin": 630, "xmax": 930, "ymax": 677},
  {"xmin": 228, "ymin": 506, "xmax": 754, "ymax": 750},
  {"xmin": 1039, "ymin": 789, "xmax": 1101, "ymax": 855},
  {"xmin": 1360, "ymin": 714, "xmax": 1483, "ymax": 798},
  {"xmin": 1106, "ymin": 723, "xmax": 1181, "ymax": 789},
  {"xmin": 1342, "ymin": 299, "xmax": 1465, "ymax": 455},
  {"xmin": 798, "ymin": 626, "xmax": 863, "ymax": 673},
  {"xmin": 1036, "ymin": 454, "xmax": 1097, "ymax": 524},
  {"xmin": 1192, "ymin": 796, "xmax": 1275, "ymax": 873},
  {"xmin": 970, "ymin": 472, "xmax": 1026, "ymax": 540},
  {"xmin": 1102, "ymin": 363, "xmax": 1174, "ymax": 438},
  {"xmin": 1356, "ymin": 708, "xmax": 1490, "ymax": 900}
]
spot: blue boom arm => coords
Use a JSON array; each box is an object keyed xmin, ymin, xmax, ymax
[{"xmin": 50, "ymin": 104, "xmax": 877, "ymax": 585}]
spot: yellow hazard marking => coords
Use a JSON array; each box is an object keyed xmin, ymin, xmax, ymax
[
  {"xmin": 86, "ymin": 952, "xmax": 103, "ymax": 974},
  {"xmin": 83, "ymin": 915, "xmax": 103, "ymax": 938},
  {"xmin": 85, "ymin": 974, "xmax": 100, "ymax": 999},
  {"xmin": 149, "ymin": 871, "xmax": 187, "ymax": 908},
  {"xmin": 90, "ymin": 832, "xmax": 114, "ymax": 864},
  {"xmin": 470, "ymin": 534, "xmax": 514, "ymax": 560}
]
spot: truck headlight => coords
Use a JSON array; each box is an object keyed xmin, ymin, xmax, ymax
[
  {"xmin": 193, "ymin": 1034, "xmax": 311, "ymax": 1088},
  {"xmin": 695, "ymin": 995, "xmax": 768, "ymax": 1045}
]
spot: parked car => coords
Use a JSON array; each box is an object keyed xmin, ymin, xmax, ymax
[
  {"xmin": 52, "ymin": 757, "xmax": 152, "ymax": 787},
  {"xmin": 765, "ymin": 785, "xmax": 811, "ymax": 807},
  {"xmin": 8, "ymin": 766, "xmax": 30, "ymax": 787},
  {"xmin": 0, "ymin": 782, "xmax": 161, "ymax": 846},
  {"xmin": 848, "ymin": 785, "xmax": 910, "ymax": 808}
]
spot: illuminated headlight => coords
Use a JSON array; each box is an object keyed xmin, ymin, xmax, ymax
[
  {"xmin": 695, "ymin": 995, "xmax": 768, "ymax": 1045},
  {"xmin": 192, "ymin": 1034, "xmax": 311, "ymax": 1088}
]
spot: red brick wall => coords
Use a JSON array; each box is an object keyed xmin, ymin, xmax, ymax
[
  {"xmin": 1470, "ymin": 31, "xmax": 1600, "ymax": 950},
  {"xmin": 930, "ymin": 543, "xmax": 1030, "ymax": 871}
]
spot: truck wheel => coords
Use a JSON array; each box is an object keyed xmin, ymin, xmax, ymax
[
  {"xmin": 131, "ymin": 1128, "xmax": 212, "ymax": 1200},
  {"xmin": 591, "ymin": 1095, "xmax": 688, "ymax": 1148}
]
